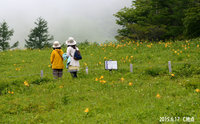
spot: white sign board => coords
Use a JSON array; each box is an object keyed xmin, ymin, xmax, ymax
[{"xmin": 105, "ymin": 61, "xmax": 118, "ymax": 70}]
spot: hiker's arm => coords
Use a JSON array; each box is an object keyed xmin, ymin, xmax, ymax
[
  {"xmin": 50, "ymin": 51, "xmax": 55, "ymax": 64},
  {"xmin": 66, "ymin": 47, "xmax": 71, "ymax": 57}
]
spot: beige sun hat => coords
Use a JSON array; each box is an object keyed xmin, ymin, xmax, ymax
[
  {"xmin": 66, "ymin": 37, "xmax": 76, "ymax": 45},
  {"xmin": 52, "ymin": 41, "xmax": 61, "ymax": 48}
]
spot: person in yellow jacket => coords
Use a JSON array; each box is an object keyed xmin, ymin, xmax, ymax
[{"xmin": 50, "ymin": 41, "xmax": 64, "ymax": 79}]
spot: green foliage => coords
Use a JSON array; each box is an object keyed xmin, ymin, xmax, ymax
[
  {"xmin": 25, "ymin": 17, "xmax": 53, "ymax": 49},
  {"xmin": 114, "ymin": 0, "xmax": 200, "ymax": 41},
  {"xmin": 183, "ymin": 6, "xmax": 200, "ymax": 38},
  {"xmin": 31, "ymin": 78, "xmax": 51, "ymax": 85},
  {"xmin": 145, "ymin": 66, "xmax": 167, "ymax": 77},
  {"xmin": 174, "ymin": 63, "xmax": 200, "ymax": 77},
  {"xmin": 0, "ymin": 21, "xmax": 14, "ymax": 51}
]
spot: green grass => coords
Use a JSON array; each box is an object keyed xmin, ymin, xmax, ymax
[{"xmin": 0, "ymin": 39, "xmax": 200, "ymax": 123}]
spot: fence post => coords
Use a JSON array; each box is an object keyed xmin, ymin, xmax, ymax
[
  {"xmin": 41, "ymin": 70, "xmax": 43, "ymax": 79},
  {"xmin": 130, "ymin": 64, "xmax": 133, "ymax": 73},
  {"xmin": 86, "ymin": 67, "xmax": 88, "ymax": 74},
  {"xmin": 168, "ymin": 61, "xmax": 172, "ymax": 73}
]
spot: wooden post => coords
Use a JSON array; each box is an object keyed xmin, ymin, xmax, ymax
[
  {"xmin": 41, "ymin": 70, "xmax": 43, "ymax": 79},
  {"xmin": 86, "ymin": 67, "xmax": 88, "ymax": 74},
  {"xmin": 168, "ymin": 61, "xmax": 172, "ymax": 73},
  {"xmin": 130, "ymin": 64, "xmax": 133, "ymax": 73}
]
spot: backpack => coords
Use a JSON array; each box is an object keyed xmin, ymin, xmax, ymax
[{"xmin": 74, "ymin": 49, "xmax": 82, "ymax": 60}]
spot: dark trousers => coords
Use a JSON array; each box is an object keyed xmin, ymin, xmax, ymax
[
  {"xmin": 70, "ymin": 72, "xmax": 77, "ymax": 78},
  {"xmin": 53, "ymin": 69, "xmax": 63, "ymax": 79}
]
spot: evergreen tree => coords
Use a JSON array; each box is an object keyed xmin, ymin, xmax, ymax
[
  {"xmin": 25, "ymin": 17, "xmax": 53, "ymax": 49},
  {"xmin": 114, "ymin": 0, "xmax": 199, "ymax": 41},
  {"xmin": 0, "ymin": 21, "xmax": 14, "ymax": 51},
  {"xmin": 183, "ymin": 1, "xmax": 200, "ymax": 38}
]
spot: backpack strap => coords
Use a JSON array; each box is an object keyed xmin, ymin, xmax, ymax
[{"xmin": 55, "ymin": 50, "xmax": 63, "ymax": 60}]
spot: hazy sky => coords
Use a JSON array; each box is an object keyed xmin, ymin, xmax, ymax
[{"xmin": 0, "ymin": 0, "xmax": 132, "ymax": 47}]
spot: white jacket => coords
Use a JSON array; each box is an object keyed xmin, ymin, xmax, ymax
[{"xmin": 66, "ymin": 46, "xmax": 80, "ymax": 67}]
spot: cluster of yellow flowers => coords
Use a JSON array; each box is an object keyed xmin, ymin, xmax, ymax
[
  {"xmin": 14, "ymin": 64, "xmax": 21, "ymax": 71},
  {"xmin": 164, "ymin": 42, "xmax": 172, "ymax": 48},
  {"xmin": 172, "ymin": 49, "xmax": 183, "ymax": 56},
  {"xmin": 95, "ymin": 76, "xmax": 106, "ymax": 84},
  {"xmin": 121, "ymin": 55, "xmax": 134, "ymax": 63},
  {"xmin": 15, "ymin": 68, "xmax": 21, "ymax": 71},
  {"xmin": 24, "ymin": 81, "xmax": 29, "ymax": 87},
  {"xmin": 8, "ymin": 91, "xmax": 14, "ymax": 94}
]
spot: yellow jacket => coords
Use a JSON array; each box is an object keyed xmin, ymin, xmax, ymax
[{"xmin": 50, "ymin": 49, "xmax": 64, "ymax": 69}]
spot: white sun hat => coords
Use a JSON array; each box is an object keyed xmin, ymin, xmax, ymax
[
  {"xmin": 52, "ymin": 41, "xmax": 61, "ymax": 48},
  {"xmin": 66, "ymin": 37, "xmax": 77, "ymax": 45}
]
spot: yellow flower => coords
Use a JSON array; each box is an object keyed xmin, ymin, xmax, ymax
[
  {"xmin": 147, "ymin": 45, "xmax": 151, "ymax": 48},
  {"xmin": 171, "ymin": 74, "xmax": 175, "ymax": 77},
  {"xmin": 22, "ymin": 60, "xmax": 25, "ymax": 62},
  {"xmin": 84, "ymin": 63, "xmax": 87, "ymax": 66},
  {"xmin": 195, "ymin": 89, "xmax": 200, "ymax": 93},
  {"xmin": 99, "ymin": 76, "xmax": 104, "ymax": 80},
  {"xmin": 24, "ymin": 81, "xmax": 29, "ymax": 87},
  {"xmin": 8, "ymin": 91, "xmax": 11, "ymax": 94},
  {"xmin": 99, "ymin": 62, "xmax": 102, "ymax": 65},
  {"xmin": 121, "ymin": 78, "xmax": 124, "ymax": 82},
  {"xmin": 197, "ymin": 45, "xmax": 199, "ymax": 48},
  {"xmin": 104, "ymin": 57, "xmax": 107, "ymax": 60},
  {"xmin": 174, "ymin": 51, "xmax": 177, "ymax": 53},
  {"xmin": 177, "ymin": 53, "xmax": 179, "ymax": 55},
  {"xmin": 129, "ymin": 82, "xmax": 133, "ymax": 86},
  {"xmin": 131, "ymin": 56, "xmax": 133, "ymax": 58},
  {"xmin": 14, "ymin": 64, "xmax": 16, "ymax": 66},
  {"xmin": 59, "ymin": 85, "xmax": 63, "ymax": 88},
  {"xmin": 156, "ymin": 94, "xmax": 161, "ymax": 98},
  {"xmin": 180, "ymin": 51, "xmax": 182, "ymax": 53},
  {"xmin": 84, "ymin": 108, "xmax": 89, "ymax": 113},
  {"xmin": 48, "ymin": 65, "xmax": 51, "ymax": 68},
  {"xmin": 102, "ymin": 80, "xmax": 106, "ymax": 84},
  {"xmin": 95, "ymin": 78, "xmax": 98, "ymax": 81}
]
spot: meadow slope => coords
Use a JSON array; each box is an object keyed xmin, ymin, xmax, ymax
[{"xmin": 0, "ymin": 39, "xmax": 200, "ymax": 123}]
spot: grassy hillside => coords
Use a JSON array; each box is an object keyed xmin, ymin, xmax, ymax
[{"xmin": 0, "ymin": 39, "xmax": 200, "ymax": 123}]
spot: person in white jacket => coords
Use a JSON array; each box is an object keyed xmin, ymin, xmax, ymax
[{"xmin": 66, "ymin": 37, "xmax": 80, "ymax": 78}]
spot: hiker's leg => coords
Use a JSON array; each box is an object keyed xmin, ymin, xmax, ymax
[
  {"xmin": 53, "ymin": 69, "xmax": 59, "ymax": 79},
  {"xmin": 74, "ymin": 72, "xmax": 77, "ymax": 78},
  {"xmin": 58, "ymin": 69, "xmax": 63, "ymax": 78},
  {"xmin": 70, "ymin": 72, "xmax": 77, "ymax": 78}
]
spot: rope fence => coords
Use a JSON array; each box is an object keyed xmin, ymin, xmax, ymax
[{"xmin": 0, "ymin": 60, "xmax": 199, "ymax": 80}]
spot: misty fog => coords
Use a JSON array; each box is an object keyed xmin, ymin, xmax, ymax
[{"xmin": 0, "ymin": 0, "xmax": 132, "ymax": 48}]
